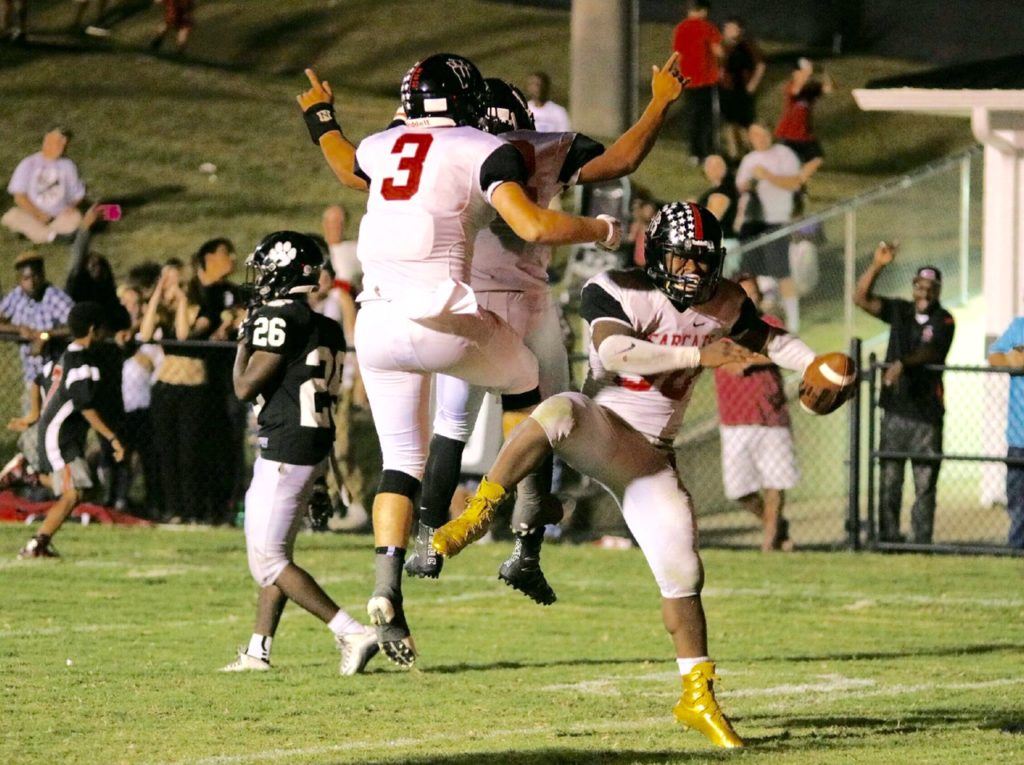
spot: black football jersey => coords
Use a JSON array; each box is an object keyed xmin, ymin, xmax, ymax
[
  {"xmin": 37, "ymin": 343, "xmax": 121, "ymax": 473},
  {"xmin": 247, "ymin": 298, "xmax": 345, "ymax": 466}
]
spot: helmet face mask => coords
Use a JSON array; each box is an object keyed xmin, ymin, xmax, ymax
[
  {"xmin": 482, "ymin": 78, "xmax": 535, "ymax": 135},
  {"xmin": 644, "ymin": 202, "xmax": 725, "ymax": 310},
  {"xmin": 401, "ymin": 53, "xmax": 488, "ymax": 128},
  {"xmin": 245, "ymin": 231, "xmax": 325, "ymax": 304}
]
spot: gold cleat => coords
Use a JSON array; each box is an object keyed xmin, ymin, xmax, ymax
[
  {"xmin": 672, "ymin": 661, "xmax": 744, "ymax": 749},
  {"xmin": 432, "ymin": 477, "xmax": 506, "ymax": 557}
]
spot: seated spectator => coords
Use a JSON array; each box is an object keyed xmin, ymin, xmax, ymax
[
  {"xmin": 524, "ymin": 71, "xmax": 571, "ymax": 133},
  {"xmin": 719, "ymin": 16, "xmax": 765, "ymax": 161},
  {"xmin": 698, "ymin": 155, "xmax": 739, "ymax": 274},
  {"xmin": 713, "ymin": 273, "xmax": 797, "ymax": 551},
  {"xmin": 2, "ymin": 127, "xmax": 85, "ymax": 244},
  {"xmin": 774, "ymin": 58, "xmax": 834, "ymax": 181},
  {"xmin": 0, "ymin": 253, "xmax": 74, "ymax": 404},
  {"xmin": 18, "ymin": 302, "xmax": 125, "ymax": 558}
]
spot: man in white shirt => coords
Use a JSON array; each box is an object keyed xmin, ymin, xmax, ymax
[
  {"xmin": 3, "ymin": 127, "xmax": 86, "ymax": 244},
  {"xmin": 735, "ymin": 124, "xmax": 805, "ymax": 330},
  {"xmin": 525, "ymin": 71, "xmax": 571, "ymax": 133}
]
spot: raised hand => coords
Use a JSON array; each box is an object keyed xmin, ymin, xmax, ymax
[
  {"xmin": 651, "ymin": 51, "xmax": 686, "ymax": 104},
  {"xmin": 873, "ymin": 240, "xmax": 898, "ymax": 268},
  {"xmin": 297, "ymin": 68, "xmax": 334, "ymax": 111}
]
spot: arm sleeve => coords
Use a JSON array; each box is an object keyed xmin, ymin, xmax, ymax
[
  {"xmin": 559, "ymin": 134, "xmax": 605, "ymax": 185},
  {"xmin": 50, "ymin": 288, "xmax": 74, "ymax": 324},
  {"xmin": 479, "ymin": 143, "xmax": 529, "ymax": 201},
  {"xmin": 66, "ymin": 362, "xmax": 100, "ymax": 409},
  {"xmin": 0, "ymin": 289, "xmax": 15, "ymax": 319},
  {"xmin": 7, "ymin": 158, "xmax": 30, "ymax": 195},
  {"xmin": 735, "ymin": 155, "xmax": 753, "ymax": 189},
  {"xmin": 579, "ymin": 282, "xmax": 632, "ymax": 329},
  {"xmin": 765, "ymin": 331, "xmax": 816, "ymax": 374},
  {"xmin": 67, "ymin": 163, "xmax": 85, "ymax": 203},
  {"xmin": 66, "ymin": 228, "xmax": 90, "ymax": 292},
  {"xmin": 598, "ymin": 334, "xmax": 699, "ymax": 375},
  {"xmin": 877, "ymin": 297, "xmax": 902, "ymax": 326}
]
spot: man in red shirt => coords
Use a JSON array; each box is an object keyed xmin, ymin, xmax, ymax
[
  {"xmin": 774, "ymin": 58, "xmax": 834, "ymax": 182},
  {"xmin": 713, "ymin": 273, "xmax": 798, "ymax": 551},
  {"xmin": 672, "ymin": 0, "xmax": 722, "ymax": 163}
]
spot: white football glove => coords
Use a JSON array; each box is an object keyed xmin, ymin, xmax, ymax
[{"xmin": 596, "ymin": 214, "xmax": 622, "ymax": 252}]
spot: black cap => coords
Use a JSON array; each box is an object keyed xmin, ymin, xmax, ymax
[{"xmin": 914, "ymin": 265, "xmax": 942, "ymax": 284}]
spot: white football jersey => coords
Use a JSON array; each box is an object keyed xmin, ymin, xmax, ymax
[
  {"xmin": 354, "ymin": 125, "xmax": 522, "ymax": 307},
  {"xmin": 580, "ymin": 269, "xmax": 749, "ymax": 447},
  {"xmin": 472, "ymin": 130, "xmax": 573, "ymax": 293}
]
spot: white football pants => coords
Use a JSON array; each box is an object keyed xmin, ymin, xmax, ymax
[
  {"xmin": 433, "ymin": 290, "xmax": 569, "ymax": 443},
  {"xmin": 355, "ymin": 299, "xmax": 539, "ymax": 480},
  {"xmin": 531, "ymin": 392, "xmax": 703, "ymax": 598},
  {"xmin": 244, "ymin": 457, "xmax": 326, "ymax": 587}
]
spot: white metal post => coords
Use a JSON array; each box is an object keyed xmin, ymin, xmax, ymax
[{"xmin": 960, "ymin": 154, "xmax": 972, "ymax": 305}]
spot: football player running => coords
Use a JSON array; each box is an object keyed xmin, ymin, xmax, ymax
[
  {"xmin": 417, "ymin": 56, "xmax": 686, "ymax": 604},
  {"xmin": 434, "ymin": 202, "xmax": 828, "ymax": 748},
  {"xmin": 298, "ymin": 54, "xmax": 620, "ymax": 667},
  {"xmin": 221, "ymin": 232, "xmax": 379, "ymax": 676}
]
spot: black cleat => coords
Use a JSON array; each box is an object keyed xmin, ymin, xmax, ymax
[
  {"xmin": 498, "ymin": 529, "xmax": 556, "ymax": 605},
  {"xmin": 404, "ymin": 523, "xmax": 443, "ymax": 579},
  {"xmin": 367, "ymin": 595, "xmax": 417, "ymax": 668}
]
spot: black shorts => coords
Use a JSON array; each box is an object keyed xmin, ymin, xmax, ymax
[
  {"xmin": 719, "ymin": 89, "xmax": 755, "ymax": 128},
  {"xmin": 739, "ymin": 223, "xmax": 790, "ymax": 279},
  {"xmin": 780, "ymin": 139, "xmax": 823, "ymax": 163}
]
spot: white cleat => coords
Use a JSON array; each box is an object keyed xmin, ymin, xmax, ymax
[
  {"xmin": 336, "ymin": 628, "xmax": 380, "ymax": 676},
  {"xmin": 219, "ymin": 651, "xmax": 271, "ymax": 673}
]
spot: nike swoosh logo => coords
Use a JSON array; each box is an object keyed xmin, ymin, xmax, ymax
[
  {"xmin": 693, "ymin": 321, "xmax": 706, "ymax": 327},
  {"xmin": 623, "ymin": 342, "xmax": 636, "ymax": 352}
]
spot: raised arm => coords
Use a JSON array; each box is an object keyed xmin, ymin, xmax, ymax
[
  {"xmin": 854, "ymin": 241, "xmax": 896, "ymax": 318},
  {"xmin": 576, "ymin": 53, "xmax": 685, "ymax": 184},
  {"xmin": 297, "ymin": 69, "xmax": 369, "ymax": 192}
]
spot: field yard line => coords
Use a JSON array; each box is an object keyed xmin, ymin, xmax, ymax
[
  {"xmin": 158, "ymin": 677, "xmax": 1024, "ymax": 765},
  {"xmin": 543, "ymin": 672, "xmax": 874, "ymax": 696},
  {"xmin": 160, "ymin": 716, "xmax": 670, "ymax": 765}
]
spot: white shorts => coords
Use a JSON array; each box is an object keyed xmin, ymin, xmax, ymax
[
  {"xmin": 531, "ymin": 392, "xmax": 703, "ymax": 598},
  {"xmin": 51, "ymin": 457, "xmax": 93, "ymax": 496},
  {"xmin": 719, "ymin": 425, "xmax": 799, "ymax": 500},
  {"xmin": 244, "ymin": 457, "xmax": 325, "ymax": 587},
  {"xmin": 434, "ymin": 290, "xmax": 568, "ymax": 443},
  {"xmin": 355, "ymin": 298, "xmax": 539, "ymax": 479}
]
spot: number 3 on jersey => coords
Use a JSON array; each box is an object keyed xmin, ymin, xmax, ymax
[
  {"xmin": 300, "ymin": 347, "xmax": 344, "ymax": 428},
  {"xmin": 381, "ymin": 134, "xmax": 433, "ymax": 200}
]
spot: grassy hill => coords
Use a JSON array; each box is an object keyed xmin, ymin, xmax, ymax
[{"xmin": 1, "ymin": 0, "xmax": 975, "ymax": 272}]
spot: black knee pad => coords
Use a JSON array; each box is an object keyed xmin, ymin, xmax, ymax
[{"xmin": 377, "ymin": 470, "xmax": 421, "ymax": 500}]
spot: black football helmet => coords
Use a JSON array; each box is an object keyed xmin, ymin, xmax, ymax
[
  {"xmin": 644, "ymin": 202, "xmax": 725, "ymax": 310},
  {"xmin": 401, "ymin": 53, "xmax": 488, "ymax": 128},
  {"xmin": 245, "ymin": 231, "xmax": 324, "ymax": 302},
  {"xmin": 483, "ymin": 78, "xmax": 535, "ymax": 134}
]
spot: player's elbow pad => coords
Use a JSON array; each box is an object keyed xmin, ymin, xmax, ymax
[
  {"xmin": 597, "ymin": 334, "xmax": 700, "ymax": 375},
  {"xmin": 766, "ymin": 332, "xmax": 816, "ymax": 373}
]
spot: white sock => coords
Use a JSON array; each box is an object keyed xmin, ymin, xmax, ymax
[
  {"xmin": 677, "ymin": 656, "xmax": 711, "ymax": 675},
  {"xmin": 783, "ymin": 296, "xmax": 800, "ymax": 332},
  {"xmin": 327, "ymin": 609, "xmax": 364, "ymax": 637},
  {"xmin": 247, "ymin": 633, "xmax": 272, "ymax": 662}
]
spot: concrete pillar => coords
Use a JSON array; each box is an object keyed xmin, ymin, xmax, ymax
[{"xmin": 569, "ymin": 0, "xmax": 634, "ymax": 137}]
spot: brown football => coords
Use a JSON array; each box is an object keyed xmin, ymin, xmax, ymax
[{"xmin": 799, "ymin": 352, "xmax": 857, "ymax": 415}]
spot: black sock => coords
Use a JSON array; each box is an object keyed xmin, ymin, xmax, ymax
[
  {"xmin": 373, "ymin": 546, "xmax": 406, "ymax": 602},
  {"xmin": 419, "ymin": 434, "xmax": 465, "ymax": 528}
]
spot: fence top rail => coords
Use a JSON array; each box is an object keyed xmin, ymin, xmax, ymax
[
  {"xmin": 0, "ymin": 331, "xmax": 359, "ymax": 353},
  {"xmin": 867, "ymin": 359, "xmax": 1018, "ymax": 375},
  {"xmin": 736, "ymin": 144, "xmax": 981, "ymax": 253}
]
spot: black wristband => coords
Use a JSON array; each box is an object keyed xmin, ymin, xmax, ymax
[{"xmin": 303, "ymin": 102, "xmax": 341, "ymax": 145}]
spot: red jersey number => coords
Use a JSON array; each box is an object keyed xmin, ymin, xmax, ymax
[{"xmin": 381, "ymin": 134, "xmax": 433, "ymax": 201}]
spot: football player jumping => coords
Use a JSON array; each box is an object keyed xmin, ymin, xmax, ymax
[
  {"xmin": 415, "ymin": 58, "xmax": 686, "ymax": 604},
  {"xmin": 298, "ymin": 54, "xmax": 620, "ymax": 667},
  {"xmin": 434, "ymin": 202, "xmax": 827, "ymax": 748},
  {"xmin": 221, "ymin": 232, "xmax": 379, "ymax": 676}
]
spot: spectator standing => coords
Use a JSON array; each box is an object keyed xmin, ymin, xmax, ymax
[
  {"xmin": 854, "ymin": 243, "xmax": 955, "ymax": 544},
  {"xmin": 0, "ymin": 253, "xmax": 74, "ymax": 395},
  {"xmin": 714, "ymin": 273, "xmax": 797, "ymax": 551},
  {"xmin": 3, "ymin": 127, "xmax": 85, "ymax": 245},
  {"xmin": 66, "ymin": 204, "xmax": 131, "ymax": 333},
  {"xmin": 149, "ymin": 0, "xmax": 194, "ymax": 53},
  {"xmin": 139, "ymin": 262, "xmax": 208, "ymax": 522},
  {"xmin": 774, "ymin": 58, "xmax": 834, "ymax": 181},
  {"xmin": 524, "ymin": 71, "xmax": 571, "ymax": 134},
  {"xmin": 1, "ymin": 0, "xmax": 27, "ymax": 42},
  {"xmin": 672, "ymin": 0, "xmax": 722, "ymax": 163},
  {"xmin": 718, "ymin": 16, "xmax": 765, "ymax": 161},
  {"xmin": 986, "ymin": 318, "xmax": 1024, "ymax": 548},
  {"xmin": 72, "ymin": 0, "xmax": 111, "ymax": 37},
  {"xmin": 735, "ymin": 124, "xmax": 804, "ymax": 330},
  {"xmin": 697, "ymin": 154, "xmax": 739, "ymax": 273}
]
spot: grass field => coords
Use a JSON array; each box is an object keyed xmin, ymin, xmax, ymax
[{"xmin": 4, "ymin": 524, "xmax": 1023, "ymax": 764}]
